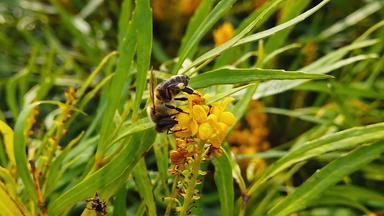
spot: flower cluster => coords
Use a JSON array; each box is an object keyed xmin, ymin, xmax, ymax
[{"xmin": 173, "ymin": 92, "xmax": 236, "ymax": 148}]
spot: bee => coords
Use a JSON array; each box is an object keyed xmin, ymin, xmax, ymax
[
  {"xmin": 155, "ymin": 74, "xmax": 194, "ymax": 103},
  {"xmin": 148, "ymin": 70, "xmax": 194, "ymax": 133},
  {"xmin": 86, "ymin": 193, "xmax": 107, "ymax": 216}
]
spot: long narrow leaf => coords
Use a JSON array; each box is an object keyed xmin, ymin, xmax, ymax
[
  {"xmin": 213, "ymin": 153, "xmax": 234, "ymax": 216},
  {"xmin": 236, "ymin": 0, "xmax": 330, "ymax": 46},
  {"xmin": 132, "ymin": 0, "xmax": 152, "ymax": 121},
  {"xmin": 248, "ymin": 122, "xmax": 384, "ymax": 195},
  {"xmin": 96, "ymin": 4, "xmax": 137, "ymax": 158},
  {"xmin": 0, "ymin": 183, "xmax": 29, "ymax": 216},
  {"xmin": 13, "ymin": 102, "xmax": 41, "ymax": 204},
  {"xmin": 47, "ymin": 129, "xmax": 156, "ymax": 215},
  {"xmin": 184, "ymin": 0, "xmax": 286, "ymax": 74},
  {"xmin": 189, "ymin": 67, "xmax": 332, "ymax": 89},
  {"xmin": 268, "ymin": 141, "xmax": 384, "ymax": 216},
  {"xmin": 173, "ymin": 0, "xmax": 237, "ymax": 73},
  {"xmin": 132, "ymin": 159, "xmax": 157, "ymax": 216}
]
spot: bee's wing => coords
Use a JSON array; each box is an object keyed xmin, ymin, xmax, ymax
[{"xmin": 149, "ymin": 68, "xmax": 156, "ymax": 109}]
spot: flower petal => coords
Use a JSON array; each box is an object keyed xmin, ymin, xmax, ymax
[{"xmin": 198, "ymin": 122, "xmax": 214, "ymax": 140}]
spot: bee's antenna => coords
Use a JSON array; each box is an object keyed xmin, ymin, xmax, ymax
[{"xmin": 149, "ymin": 66, "xmax": 156, "ymax": 112}]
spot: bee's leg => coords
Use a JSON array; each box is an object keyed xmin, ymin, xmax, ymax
[
  {"xmin": 165, "ymin": 104, "xmax": 188, "ymax": 114},
  {"xmin": 182, "ymin": 86, "xmax": 194, "ymax": 94},
  {"xmin": 169, "ymin": 113, "xmax": 179, "ymax": 118},
  {"xmin": 174, "ymin": 97, "xmax": 188, "ymax": 101},
  {"xmin": 168, "ymin": 128, "xmax": 187, "ymax": 134}
]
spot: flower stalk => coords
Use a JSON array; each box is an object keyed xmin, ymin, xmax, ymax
[
  {"xmin": 179, "ymin": 141, "xmax": 205, "ymax": 216},
  {"xmin": 166, "ymin": 91, "xmax": 236, "ymax": 214}
]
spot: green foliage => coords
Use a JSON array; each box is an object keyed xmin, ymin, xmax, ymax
[{"xmin": 0, "ymin": 0, "xmax": 383, "ymax": 215}]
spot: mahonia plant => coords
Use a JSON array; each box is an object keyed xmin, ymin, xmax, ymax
[{"xmin": 166, "ymin": 91, "xmax": 236, "ymax": 215}]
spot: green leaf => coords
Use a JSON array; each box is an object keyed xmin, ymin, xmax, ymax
[
  {"xmin": 318, "ymin": 1, "xmax": 383, "ymax": 40},
  {"xmin": 327, "ymin": 185, "xmax": 384, "ymax": 204},
  {"xmin": 118, "ymin": 0, "xmax": 133, "ymax": 44},
  {"xmin": 132, "ymin": 159, "xmax": 157, "ymax": 216},
  {"xmin": 178, "ymin": 0, "xmax": 214, "ymax": 60},
  {"xmin": 248, "ymin": 122, "xmax": 384, "ymax": 195},
  {"xmin": 267, "ymin": 141, "xmax": 384, "ymax": 216},
  {"xmin": 253, "ymin": 53, "xmax": 378, "ymax": 99},
  {"xmin": 132, "ymin": 0, "xmax": 152, "ymax": 121},
  {"xmin": 47, "ymin": 128, "xmax": 156, "ymax": 215},
  {"xmin": 96, "ymin": 4, "xmax": 137, "ymax": 158},
  {"xmin": 206, "ymin": 84, "xmax": 257, "ymax": 105},
  {"xmin": 13, "ymin": 102, "xmax": 41, "ymax": 205},
  {"xmin": 0, "ymin": 120, "xmax": 15, "ymax": 166},
  {"xmin": 236, "ymin": 0, "xmax": 329, "ymax": 48},
  {"xmin": 112, "ymin": 188, "xmax": 128, "ymax": 216},
  {"xmin": 76, "ymin": 51, "xmax": 118, "ymax": 100},
  {"xmin": 43, "ymin": 132, "xmax": 84, "ymax": 198},
  {"xmin": 305, "ymin": 193, "xmax": 369, "ymax": 213},
  {"xmin": 173, "ymin": 0, "xmax": 237, "ymax": 73},
  {"xmin": 184, "ymin": 0, "xmax": 286, "ymax": 74},
  {"xmin": 153, "ymin": 134, "xmax": 169, "ymax": 194},
  {"xmin": 295, "ymin": 81, "xmax": 384, "ymax": 100},
  {"xmin": 263, "ymin": 43, "xmax": 301, "ymax": 65},
  {"xmin": 13, "ymin": 101, "xmax": 81, "ymax": 206},
  {"xmin": 263, "ymin": 107, "xmax": 329, "ymax": 125},
  {"xmin": 264, "ymin": 0, "xmax": 310, "ymax": 54},
  {"xmin": 0, "ymin": 183, "xmax": 30, "ymax": 216},
  {"xmin": 0, "ymin": 167, "xmax": 18, "ymax": 198},
  {"xmin": 189, "ymin": 67, "xmax": 332, "ymax": 89},
  {"xmin": 112, "ymin": 118, "xmax": 155, "ymax": 144},
  {"xmin": 232, "ymin": 85, "xmax": 258, "ymax": 121},
  {"xmin": 48, "ymin": 0, "xmax": 99, "ymax": 62},
  {"xmin": 212, "ymin": 152, "xmax": 234, "ymax": 216}
]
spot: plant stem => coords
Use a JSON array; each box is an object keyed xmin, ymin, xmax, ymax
[
  {"xmin": 29, "ymin": 160, "xmax": 46, "ymax": 216},
  {"xmin": 165, "ymin": 175, "xmax": 179, "ymax": 216},
  {"xmin": 179, "ymin": 142, "xmax": 204, "ymax": 216}
]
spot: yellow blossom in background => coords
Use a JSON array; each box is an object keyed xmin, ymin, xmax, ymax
[
  {"xmin": 152, "ymin": 0, "xmax": 200, "ymax": 21},
  {"xmin": 180, "ymin": 0, "xmax": 201, "ymax": 16},
  {"xmin": 228, "ymin": 101, "xmax": 270, "ymax": 177},
  {"xmin": 253, "ymin": 0, "xmax": 267, "ymax": 8},
  {"xmin": 213, "ymin": 22, "xmax": 234, "ymax": 47}
]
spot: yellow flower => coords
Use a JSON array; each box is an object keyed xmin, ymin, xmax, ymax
[
  {"xmin": 198, "ymin": 122, "xmax": 214, "ymax": 140},
  {"xmin": 174, "ymin": 109, "xmax": 198, "ymax": 137},
  {"xmin": 180, "ymin": 0, "xmax": 201, "ymax": 16},
  {"xmin": 213, "ymin": 22, "xmax": 234, "ymax": 47},
  {"xmin": 192, "ymin": 105, "xmax": 208, "ymax": 123},
  {"xmin": 174, "ymin": 92, "xmax": 236, "ymax": 148}
]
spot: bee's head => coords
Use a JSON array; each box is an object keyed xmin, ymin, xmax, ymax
[{"xmin": 179, "ymin": 75, "xmax": 190, "ymax": 88}]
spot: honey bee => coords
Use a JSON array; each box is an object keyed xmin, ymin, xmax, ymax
[{"xmin": 148, "ymin": 70, "xmax": 194, "ymax": 133}]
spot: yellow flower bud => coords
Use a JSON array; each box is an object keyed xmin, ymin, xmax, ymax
[
  {"xmin": 220, "ymin": 112, "xmax": 236, "ymax": 126},
  {"xmin": 198, "ymin": 123, "xmax": 214, "ymax": 140},
  {"xmin": 217, "ymin": 122, "xmax": 228, "ymax": 134},
  {"xmin": 207, "ymin": 114, "xmax": 218, "ymax": 122},
  {"xmin": 210, "ymin": 135, "xmax": 224, "ymax": 148}
]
